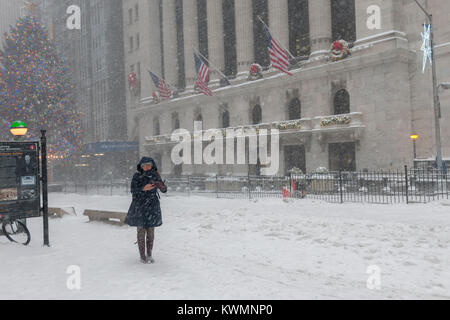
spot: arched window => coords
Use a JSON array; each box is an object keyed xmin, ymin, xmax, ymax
[
  {"xmin": 172, "ymin": 112, "xmax": 180, "ymax": 130},
  {"xmin": 252, "ymin": 105, "xmax": 262, "ymax": 125},
  {"xmin": 153, "ymin": 117, "xmax": 160, "ymax": 136},
  {"xmin": 222, "ymin": 110, "xmax": 230, "ymax": 128},
  {"xmin": 334, "ymin": 89, "xmax": 350, "ymax": 115},
  {"xmin": 288, "ymin": 99, "xmax": 301, "ymax": 120},
  {"xmin": 331, "ymin": 0, "xmax": 356, "ymax": 42}
]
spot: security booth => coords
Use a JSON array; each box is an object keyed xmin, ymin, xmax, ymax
[{"xmin": 0, "ymin": 142, "xmax": 41, "ymax": 221}]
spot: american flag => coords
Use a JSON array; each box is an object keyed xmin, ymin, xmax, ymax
[
  {"xmin": 149, "ymin": 71, "xmax": 172, "ymax": 100},
  {"xmin": 263, "ymin": 24, "xmax": 292, "ymax": 76},
  {"xmin": 194, "ymin": 53, "xmax": 213, "ymax": 96}
]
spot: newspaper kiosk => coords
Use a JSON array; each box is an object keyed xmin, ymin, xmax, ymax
[
  {"xmin": 0, "ymin": 135, "xmax": 49, "ymax": 246},
  {"xmin": 0, "ymin": 142, "xmax": 40, "ymax": 219}
]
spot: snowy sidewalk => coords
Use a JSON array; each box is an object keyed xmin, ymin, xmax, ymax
[{"xmin": 0, "ymin": 193, "xmax": 449, "ymax": 300}]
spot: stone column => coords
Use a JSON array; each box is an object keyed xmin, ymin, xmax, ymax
[
  {"xmin": 235, "ymin": 0, "xmax": 254, "ymax": 75},
  {"xmin": 162, "ymin": 0, "xmax": 178, "ymax": 86},
  {"xmin": 268, "ymin": 0, "xmax": 289, "ymax": 51},
  {"xmin": 308, "ymin": 0, "xmax": 332, "ymax": 59},
  {"xmin": 207, "ymin": 0, "xmax": 225, "ymax": 81},
  {"xmin": 183, "ymin": 0, "xmax": 199, "ymax": 88}
]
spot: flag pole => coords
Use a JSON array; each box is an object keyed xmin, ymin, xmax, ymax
[
  {"xmin": 193, "ymin": 48, "xmax": 230, "ymax": 83},
  {"xmin": 149, "ymin": 70, "xmax": 179, "ymax": 92},
  {"xmin": 257, "ymin": 15, "xmax": 298, "ymax": 63}
]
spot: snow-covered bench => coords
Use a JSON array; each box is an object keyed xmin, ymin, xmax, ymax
[{"xmin": 83, "ymin": 210, "xmax": 126, "ymax": 225}]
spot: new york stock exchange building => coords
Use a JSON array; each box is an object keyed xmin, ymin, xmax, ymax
[{"xmin": 124, "ymin": 0, "xmax": 450, "ymax": 177}]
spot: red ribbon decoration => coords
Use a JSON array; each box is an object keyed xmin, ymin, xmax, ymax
[
  {"xmin": 250, "ymin": 64, "xmax": 259, "ymax": 75},
  {"xmin": 333, "ymin": 40, "xmax": 343, "ymax": 52},
  {"xmin": 128, "ymin": 72, "xmax": 137, "ymax": 88}
]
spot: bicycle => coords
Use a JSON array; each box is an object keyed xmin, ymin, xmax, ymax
[{"xmin": 0, "ymin": 214, "xmax": 31, "ymax": 246}]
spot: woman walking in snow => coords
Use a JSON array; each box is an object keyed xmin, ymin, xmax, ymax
[{"xmin": 125, "ymin": 157, "xmax": 167, "ymax": 264}]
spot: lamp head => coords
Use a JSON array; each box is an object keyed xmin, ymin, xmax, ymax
[{"xmin": 10, "ymin": 121, "xmax": 28, "ymax": 137}]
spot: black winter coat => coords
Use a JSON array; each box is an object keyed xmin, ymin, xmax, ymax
[{"xmin": 125, "ymin": 157, "xmax": 167, "ymax": 228}]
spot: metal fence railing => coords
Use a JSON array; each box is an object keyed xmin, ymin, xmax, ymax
[{"xmin": 51, "ymin": 167, "xmax": 449, "ymax": 204}]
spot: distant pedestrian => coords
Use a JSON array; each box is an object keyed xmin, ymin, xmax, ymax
[{"xmin": 125, "ymin": 157, "xmax": 167, "ymax": 264}]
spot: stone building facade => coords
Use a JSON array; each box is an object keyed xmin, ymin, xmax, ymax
[{"xmin": 124, "ymin": 0, "xmax": 450, "ymax": 176}]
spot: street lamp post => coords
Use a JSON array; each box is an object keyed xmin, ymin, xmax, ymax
[
  {"xmin": 41, "ymin": 130, "xmax": 50, "ymax": 247},
  {"xmin": 413, "ymin": 0, "xmax": 444, "ymax": 172},
  {"xmin": 410, "ymin": 134, "xmax": 419, "ymax": 169}
]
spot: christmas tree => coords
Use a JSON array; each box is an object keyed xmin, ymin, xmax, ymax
[{"xmin": 0, "ymin": 13, "xmax": 82, "ymax": 158}]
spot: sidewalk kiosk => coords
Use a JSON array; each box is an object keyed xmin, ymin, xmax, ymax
[{"xmin": 0, "ymin": 131, "xmax": 50, "ymax": 246}]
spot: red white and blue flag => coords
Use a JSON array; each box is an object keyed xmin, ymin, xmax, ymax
[
  {"xmin": 194, "ymin": 52, "xmax": 213, "ymax": 96},
  {"xmin": 149, "ymin": 71, "xmax": 172, "ymax": 100},
  {"xmin": 263, "ymin": 24, "xmax": 292, "ymax": 76}
]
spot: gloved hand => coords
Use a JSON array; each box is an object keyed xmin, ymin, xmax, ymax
[{"xmin": 156, "ymin": 180, "xmax": 168, "ymax": 193}]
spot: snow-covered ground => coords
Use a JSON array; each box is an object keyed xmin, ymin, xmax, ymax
[{"xmin": 1, "ymin": 193, "xmax": 449, "ymax": 300}]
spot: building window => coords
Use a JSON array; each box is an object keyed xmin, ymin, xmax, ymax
[
  {"xmin": 252, "ymin": 0, "xmax": 269, "ymax": 67},
  {"xmin": 174, "ymin": 0, "xmax": 185, "ymax": 90},
  {"xmin": 252, "ymin": 105, "xmax": 262, "ymax": 125},
  {"xmin": 135, "ymin": 4, "xmax": 139, "ymax": 21},
  {"xmin": 334, "ymin": 89, "xmax": 350, "ymax": 115},
  {"xmin": 197, "ymin": 0, "xmax": 208, "ymax": 59},
  {"xmin": 129, "ymin": 36, "xmax": 134, "ymax": 53},
  {"xmin": 172, "ymin": 113, "xmax": 180, "ymax": 130},
  {"xmin": 329, "ymin": 142, "xmax": 356, "ymax": 171},
  {"xmin": 196, "ymin": 113, "xmax": 203, "ymax": 122},
  {"xmin": 288, "ymin": 98, "xmax": 301, "ymax": 120},
  {"xmin": 331, "ymin": 0, "xmax": 356, "ymax": 42},
  {"xmin": 223, "ymin": 0, "xmax": 237, "ymax": 77},
  {"xmin": 288, "ymin": 0, "xmax": 310, "ymax": 58},
  {"xmin": 160, "ymin": 0, "xmax": 165, "ymax": 79},
  {"xmin": 221, "ymin": 110, "xmax": 230, "ymax": 128},
  {"xmin": 174, "ymin": 164, "xmax": 183, "ymax": 176},
  {"xmin": 153, "ymin": 117, "xmax": 160, "ymax": 136},
  {"xmin": 129, "ymin": 8, "xmax": 133, "ymax": 25},
  {"xmin": 284, "ymin": 145, "xmax": 306, "ymax": 175},
  {"xmin": 136, "ymin": 33, "xmax": 140, "ymax": 49},
  {"xmin": 137, "ymin": 62, "xmax": 141, "ymax": 94}
]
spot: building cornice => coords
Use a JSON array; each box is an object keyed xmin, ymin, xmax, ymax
[
  {"xmin": 133, "ymin": 47, "xmax": 411, "ymax": 116},
  {"xmin": 354, "ymin": 30, "xmax": 408, "ymax": 46}
]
